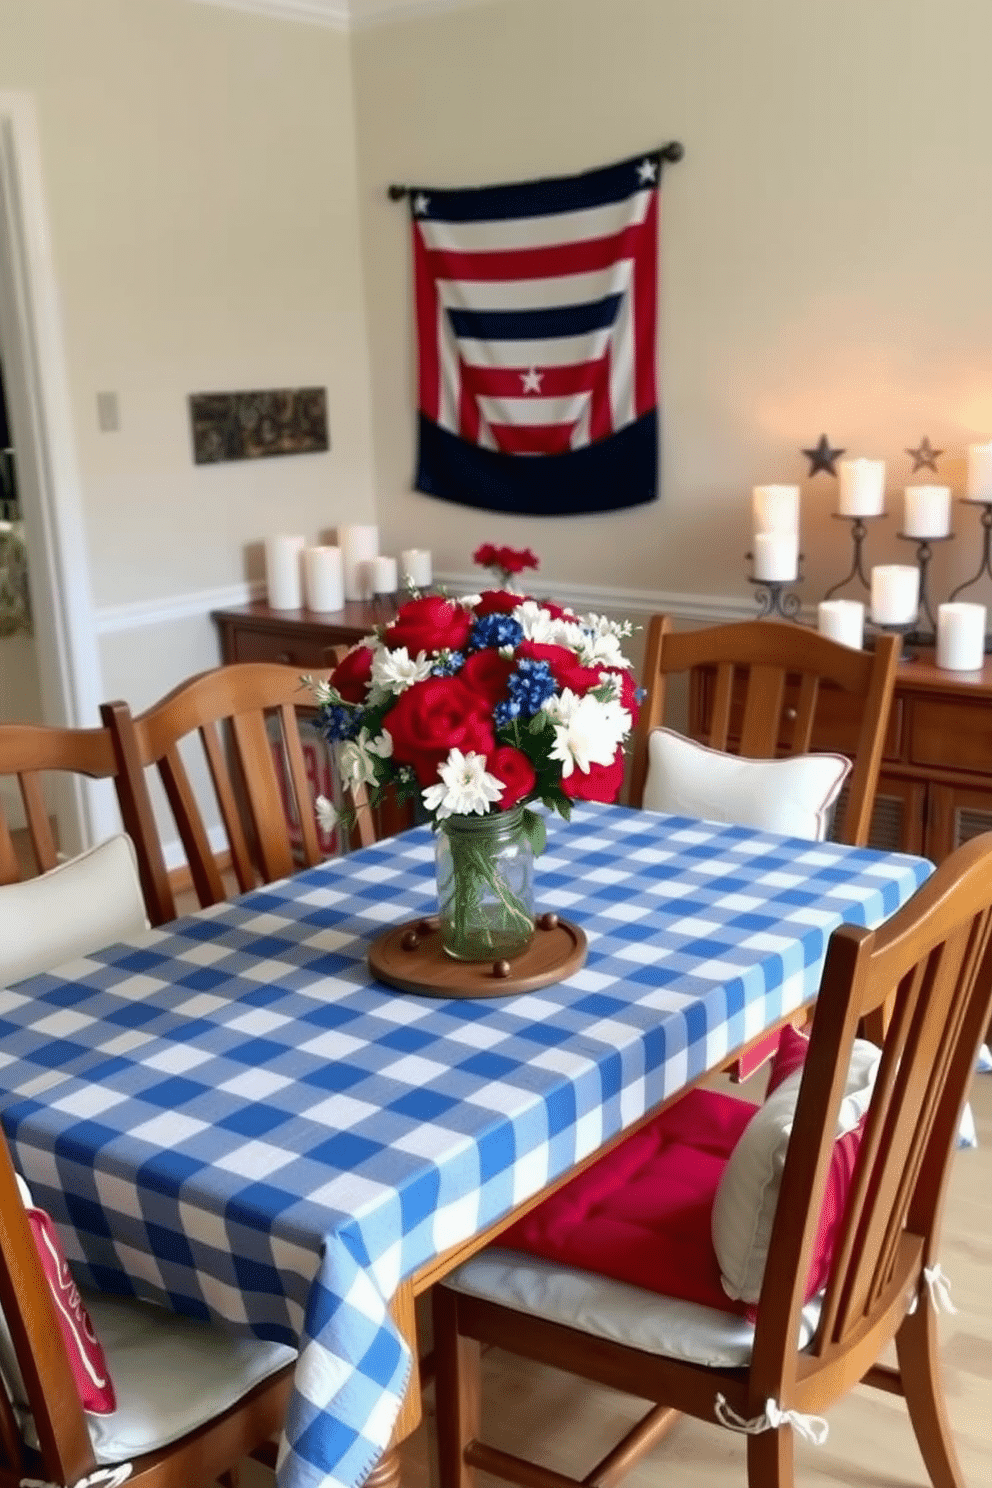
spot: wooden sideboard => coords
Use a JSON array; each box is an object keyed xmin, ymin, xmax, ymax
[
  {"xmin": 213, "ymin": 606, "xmax": 992, "ymax": 865},
  {"xmin": 689, "ymin": 647, "xmax": 992, "ymax": 862},
  {"xmin": 212, "ymin": 599, "xmax": 382, "ymax": 669}
]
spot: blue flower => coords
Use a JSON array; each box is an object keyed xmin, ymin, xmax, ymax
[
  {"xmin": 493, "ymin": 698, "xmax": 523, "ymax": 728},
  {"xmin": 318, "ymin": 703, "xmax": 363, "ymax": 742},
  {"xmin": 470, "ymin": 613, "xmax": 524, "ymax": 650},
  {"xmin": 432, "ymin": 649, "xmax": 466, "ymax": 676},
  {"xmin": 506, "ymin": 658, "xmax": 557, "ymax": 718}
]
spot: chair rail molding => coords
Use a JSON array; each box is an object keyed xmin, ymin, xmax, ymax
[
  {"xmin": 94, "ymin": 577, "xmax": 768, "ymax": 636},
  {"xmin": 0, "ymin": 92, "xmax": 113, "ymax": 851},
  {"xmin": 187, "ymin": 0, "xmax": 497, "ymax": 30}
]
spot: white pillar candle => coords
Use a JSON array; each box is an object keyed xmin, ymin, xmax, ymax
[
  {"xmin": 264, "ymin": 534, "xmax": 305, "ymax": 610},
  {"xmin": 752, "ymin": 531, "xmax": 798, "ymax": 581},
  {"xmin": 870, "ymin": 565, "xmax": 919, "ymax": 626},
  {"xmin": 936, "ymin": 602, "xmax": 986, "ymax": 671},
  {"xmin": 838, "ymin": 458, "xmax": 886, "ymax": 517},
  {"xmin": 302, "ymin": 545, "xmax": 344, "ymax": 613},
  {"xmin": 752, "ymin": 485, "xmax": 800, "ymax": 535},
  {"xmin": 903, "ymin": 485, "xmax": 951, "ymax": 539},
  {"xmin": 817, "ymin": 599, "xmax": 865, "ymax": 650},
  {"xmin": 338, "ymin": 524, "xmax": 379, "ymax": 601},
  {"xmin": 400, "ymin": 548, "xmax": 433, "ymax": 588},
  {"xmin": 966, "ymin": 442, "xmax": 992, "ymax": 500},
  {"xmin": 370, "ymin": 555, "xmax": 398, "ymax": 594}
]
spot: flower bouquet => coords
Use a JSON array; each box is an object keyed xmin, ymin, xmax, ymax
[
  {"xmin": 313, "ymin": 588, "xmax": 637, "ymax": 962},
  {"xmin": 472, "ymin": 542, "xmax": 540, "ymax": 591}
]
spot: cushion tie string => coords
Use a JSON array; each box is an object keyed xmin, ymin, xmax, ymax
[
  {"xmin": 22, "ymin": 1465, "xmax": 133, "ymax": 1488},
  {"xmin": 714, "ymin": 1393, "xmax": 829, "ymax": 1445},
  {"xmin": 922, "ymin": 1263, "xmax": 957, "ymax": 1315}
]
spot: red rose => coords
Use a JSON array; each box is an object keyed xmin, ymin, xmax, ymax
[
  {"xmin": 474, "ymin": 589, "xmax": 524, "ymax": 616},
  {"xmin": 330, "ymin": 645, "xmax": 373, "ymax": 703},
  {"xmin": 460, "ymin": 649, "xmax": 513, "ymax": 705},
  {"xmin": 385, "ymin": 596, "xmax": 473, "ymax": 656},
  {"xmin": 541, "ymin": 600, "xmax": 573, "ymax": 621},
  {"xmin": 495, "ymin": 545, "xmax": 539, "ymax": 575},
  {"xmin": 385, "ymin": 677, "xmax": 495, "ymax": 786},
  {"xmin": 561, "ymin": 751, "xmax": 626, "ymax": 804},
  {"xmin": 516, "ymin": 642, "xmax": 602, "ymax": 695},
  {"xmin": 487, "ymin": 746, "xmax": 536, "ymax": 810}
]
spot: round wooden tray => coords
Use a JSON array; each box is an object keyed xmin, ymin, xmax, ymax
[{"xmin": 367, "ymin": 913, "xmax": 587, "ymax": 998}]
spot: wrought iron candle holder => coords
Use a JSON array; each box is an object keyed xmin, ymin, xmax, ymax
[
  {"xmin": 823, "ymin": 512, "xmax": 887, "ymax": 601},
  {"xmin": 896, "ymin": 531, "xmax": 954, "ymax": 647},
  {"xmin": 864, "ymin": 618, "xmax": 919, "ymax": 653},
  {"xmin": 948, "ymin": 498, "xmax": 992, "ymax": 652},
  {"xmin": 745, "ymin": 552, "xmax": 804, "ymax": 619}
]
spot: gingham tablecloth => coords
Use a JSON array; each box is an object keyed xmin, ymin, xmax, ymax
[{"xmin": 0, "ymin": 804, "xmax": 931, "ymax": 1488}]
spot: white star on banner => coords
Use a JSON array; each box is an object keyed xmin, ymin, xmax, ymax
[
  {"xmin": 637, "ymin": 159, "xmax": 658, "ymax": 184},
  {"xmin": 413, "ymin": 193, "xmax": 431, "ymax": 215},
  {"xmin": 521, "ymin": 368, "xmax": 543, "ymax": 393}
]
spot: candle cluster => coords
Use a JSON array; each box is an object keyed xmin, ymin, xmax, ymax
[
  {"xmin": 753, "ymin": 440, "xmax": 992, "ymax": 669},
  {"xmin": 263, "ymin": 526, "xmax": 433, "ymax": 613}
]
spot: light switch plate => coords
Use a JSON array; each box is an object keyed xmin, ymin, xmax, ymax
[{"xmin": 96, "ymin": 391, "xmax": 119, "ymax": 432}]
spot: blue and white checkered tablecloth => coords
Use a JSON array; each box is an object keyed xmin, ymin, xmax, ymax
[{"xmin": 0, "ymin": 804, "xmax": 931, "ymax": 1488}]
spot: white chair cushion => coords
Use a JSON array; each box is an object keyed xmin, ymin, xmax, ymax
[
  {"xmin": 82, "ymin": 1292, "xmax": 295, "ymax": 1463},
  {"xmin": 641, "ymin": 728, "xmax": 851, "ymax": 841},
  {"xmin": 711, "ymin": 1039, "xmax": 880, "ymax": 1304},
  {"xmin": 445, "ymin": 1249, "xmax": 822, "ymax": 1370},
  {"xmin": 0, "ymin": 834, "xmax": 148, "ymax": 986}
]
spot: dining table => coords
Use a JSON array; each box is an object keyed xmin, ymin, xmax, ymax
[{"xmin": 0, "ymin": 802, "xmax": 932, "ymax": 1488}]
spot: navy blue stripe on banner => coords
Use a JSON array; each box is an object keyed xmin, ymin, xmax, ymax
[
  {"xmin": 411, "ymin": 151, "xmax": 662, "ymax": 225},
  {"xmin": 415, "ymin": 411, "xmax": 658, "ymax": 517},
  {"xmin": 448, "ymin": 295, "xmax": 622, "ymax": 343}
]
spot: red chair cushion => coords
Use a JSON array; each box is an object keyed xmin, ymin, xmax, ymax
[
  {"xmin": 499, "ymin": 1088, "xmax": 755, "ymax": 1316},
  {"xmin": 23, "ymin": 1201, "xmax": 116, "ymax": 1414}
]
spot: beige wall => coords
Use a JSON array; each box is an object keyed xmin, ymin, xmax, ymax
[
  {"xmin": 353, "ymin": 0, "xmax": 992, "ymax": 605},
  {"xmin": 5, "ymin": 0, "xmax": 992, "ymax": 733},
  {"xmin": 0, "ymin": 0, "xmax": 376, "ymax": 710}
]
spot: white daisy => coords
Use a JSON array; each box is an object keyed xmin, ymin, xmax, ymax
[
  {"xmin": 574, "ymin": 614, "xmax": 634, "ymax": 670},
  {"xmin": 543, "ymin": 689, "xmax": 631, "ymax": 777},
  {"xmin": 422, "ymin": 749, "xmax": 505, "ymax": 819},
  {"xmin": 371, "ymin": 646, "xmax": 434, "ymax": 694},
  {"xmin": 512, "ymin": 600, "xmax": 562, "ymax": 644},
  {"xmin": 338, "ymin": 728, "xmax": 393, "ymax": 789}
]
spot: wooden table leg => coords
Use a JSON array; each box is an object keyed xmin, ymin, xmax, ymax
[{"xmin": 364, "ymin": 1448, "xmax": 402, "ymax": 1488}]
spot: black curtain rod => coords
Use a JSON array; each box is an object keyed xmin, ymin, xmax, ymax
[{"xmin": 387, "ymin": 141, "xmax": 684, "ymax": 200}]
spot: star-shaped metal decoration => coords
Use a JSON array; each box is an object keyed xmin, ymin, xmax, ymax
[
  {"xmin": 906, "ymin": 436, "xmax": 943, "ymax": 473},
  {"xmin": 802, "ymin": 433, "xmax": 845, "ymax": 477}
]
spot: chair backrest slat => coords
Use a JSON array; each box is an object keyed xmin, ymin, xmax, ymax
[{"xmin": 627, "ymin": 616, "xmax": 901, "ymax": 847}]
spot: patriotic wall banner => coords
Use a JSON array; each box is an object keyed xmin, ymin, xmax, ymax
[{"xmin": 408, "ymin": 149, "xmax": 671, "ymax": 517}]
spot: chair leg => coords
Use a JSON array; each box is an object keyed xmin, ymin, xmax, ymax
[
  {"xmin": 895, "ymin": 1297, "xmax": 966, "ymax": 1488},
  {"xmin": 745, "ymin": 1425, "xmax": 793, "ymax": 1488},
  {"xmin": 433, "ymin": 1287, "xmax": 483, "ymax": 1488}
]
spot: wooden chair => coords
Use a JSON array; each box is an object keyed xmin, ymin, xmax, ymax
[
  {"xmin": 627, "ymin": 616, "xmax": 901, "ymax": 847},
  {"xmin": 0, "ymin": 1011, "xmax": 292, "ymax": 1488},
  {"xmin": 433, "ymin": 831, "xmax": 992, "ymax": 1488},
  {"xmin": 101, "ymin": 660, "xmax": 372, "ymax": 926},
  {"xmin": 0, "ymin": 720, "xmax": 119, "ymax": 883}
]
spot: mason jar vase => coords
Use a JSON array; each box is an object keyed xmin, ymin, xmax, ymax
[{"xmin": 435, "ymin": 806, "xmax": 535, "ymax": 961}]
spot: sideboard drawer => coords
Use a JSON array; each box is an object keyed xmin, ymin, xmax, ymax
[
  {"xmin": 227, "ymin": 626, "xmax": 344, "ymax": 670},
  {"xmin": 908, "ymin": 696, "xmax": 992, "ymax": 774}
]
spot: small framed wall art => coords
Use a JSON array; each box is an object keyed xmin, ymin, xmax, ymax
[{"xmin": 189, "ymin": 387, "xmax": 329, "ymax": 464}]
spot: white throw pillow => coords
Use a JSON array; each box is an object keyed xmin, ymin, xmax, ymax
[
  {"xmin": 711, "ymin": 1038, "xmax": 880, "ymax": 1304},
  {"xmin": 0, "ymin": 834, "xmax": 149, "ymax": 986},
  {"xmin": 641, "ymin": 727, "xmax": 851, "ymax": 841}
]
